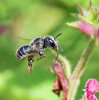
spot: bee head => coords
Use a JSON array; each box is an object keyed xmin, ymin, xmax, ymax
[
  {"xmin": 44, "ymin": 33, "xmax": 62, "ymax": 51},
  {"xmin": 44, "ymin": 36, "xmax": 58, "ymax": 50}
]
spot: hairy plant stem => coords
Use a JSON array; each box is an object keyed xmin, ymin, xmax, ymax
[
  {"xmin": 58, "ymin": 55, "xmax": 71, "ymax": 79},
  {"xmin": 67, "ymin": 38, "xmax": 96, "ymax": 100}
]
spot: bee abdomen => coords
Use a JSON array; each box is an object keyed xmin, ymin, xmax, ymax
[{"xmin": 16, "ymin": 45, "xmax": 32, "ymax": 61}]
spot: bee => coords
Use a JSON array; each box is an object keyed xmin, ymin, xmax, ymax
[{"xmin": 16, "ymin": 33, "xmax": 62, "ymax": 73}]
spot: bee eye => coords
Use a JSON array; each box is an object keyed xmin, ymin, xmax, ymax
[{"xmin": 49, "ymin": 40, "xmax": 55, "ymax": 47}]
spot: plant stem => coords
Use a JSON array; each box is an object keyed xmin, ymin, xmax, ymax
[
  {"xmin": 73, "ymin": 38, "xmax": 96, "ymax": 79},
  {"xmin": 67, "ymin": 38, "xmax": 96, "ymax": 100},
  {"xmin": 58, "ymin": 54, "xmax": 71, "ymax": 79},
  {"xmin": 67, "ymin": 79, "xmax": 80, "ymax": 100}
]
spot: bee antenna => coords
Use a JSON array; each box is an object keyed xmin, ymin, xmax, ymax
[
  {"xmin": 55, "ymin": 45, "xmax": 63, "ymax": 60},
  {"xmin": 55, "ymin": 50, "xmax": 58, "ymax": 61},
  {"xmin": 54, "ymin": 33, "xmax": 62, "ymax": 40}
]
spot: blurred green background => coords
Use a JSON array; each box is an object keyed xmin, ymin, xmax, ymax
[{"xmin": 0, "ymin": 0, "xmax": 99, "ymax": 100}]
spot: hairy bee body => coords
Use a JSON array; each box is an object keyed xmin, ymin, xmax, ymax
[
  {"xmin": 17, "ymin": 45, "xmax": 32, "ymax": 61},
  {"xmin": 16, "ymin": 33, "xmax": 62, "ymax": 73},
  {"xmin": 31, "ymin": 38, "xmax": 44, "ymax": 47}
]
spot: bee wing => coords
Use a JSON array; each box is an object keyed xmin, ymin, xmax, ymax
[{"xmin": 15, "ymin": 36, "xmax": 32, "ymax": 42}]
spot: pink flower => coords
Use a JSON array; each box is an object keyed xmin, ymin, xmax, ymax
[
  {"xmin": 96, "ymin": 28, "xmax": 99, "ymax": 37},
  {"xmin": 67, "ymin": 21, "xmax": 98, "ymax": 37},
  {"xmin": 78, "ymin": 21, "xmax": 96, "ymax": 35},
  {"xmin": 0, "ymin": 26, "xmax": 7, "ymax": 35},
  {"xmin": 86, "ymin": 79, "xmax": 99, "ymax": 95},
  {"xmin": 80, "ymin": 79, "xmax": 99, "ymax": 100},
  {"xmin": 87, "ymin": 95, "xmax": 98, "ymax": 100},
  {"xmin": 51, "ymin": 61, "xmax": 68, "ymax": 100},
  {"xmin": 67, "ymin": 1, "xmax": 99, "ymax": 39}
]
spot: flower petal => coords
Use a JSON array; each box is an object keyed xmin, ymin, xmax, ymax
[
  {"xmin": 67, "ymin": 21, "xmax": 96, "ymax": 36},
  {"xmin": 52, "ymin": 61, "xmax": 68, "ymax": 100},
  {"xmin": 86, "ymin": 79, "xmax": 99, "ymax": 95},
  {"xmin": 87, "ymin": 95, "xmax": 98, "ymax": 100}
]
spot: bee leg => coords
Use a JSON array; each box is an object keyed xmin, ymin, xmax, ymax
[
  {"xmin": 28, "ymin": 55, "xmax": 34, "ymax": 74},
  {"xmin": 37, "ymin": 52, "xmax": 45, "ymax": 61}
]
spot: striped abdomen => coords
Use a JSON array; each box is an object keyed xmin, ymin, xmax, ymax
[{"xmin": 16, "ymin": 45, "xmax": 32, "ymax": 61}]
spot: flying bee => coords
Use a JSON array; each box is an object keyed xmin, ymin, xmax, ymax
[{"xmin": 16, "ymin": 33, "xmax": 62, "ymax": 74}]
